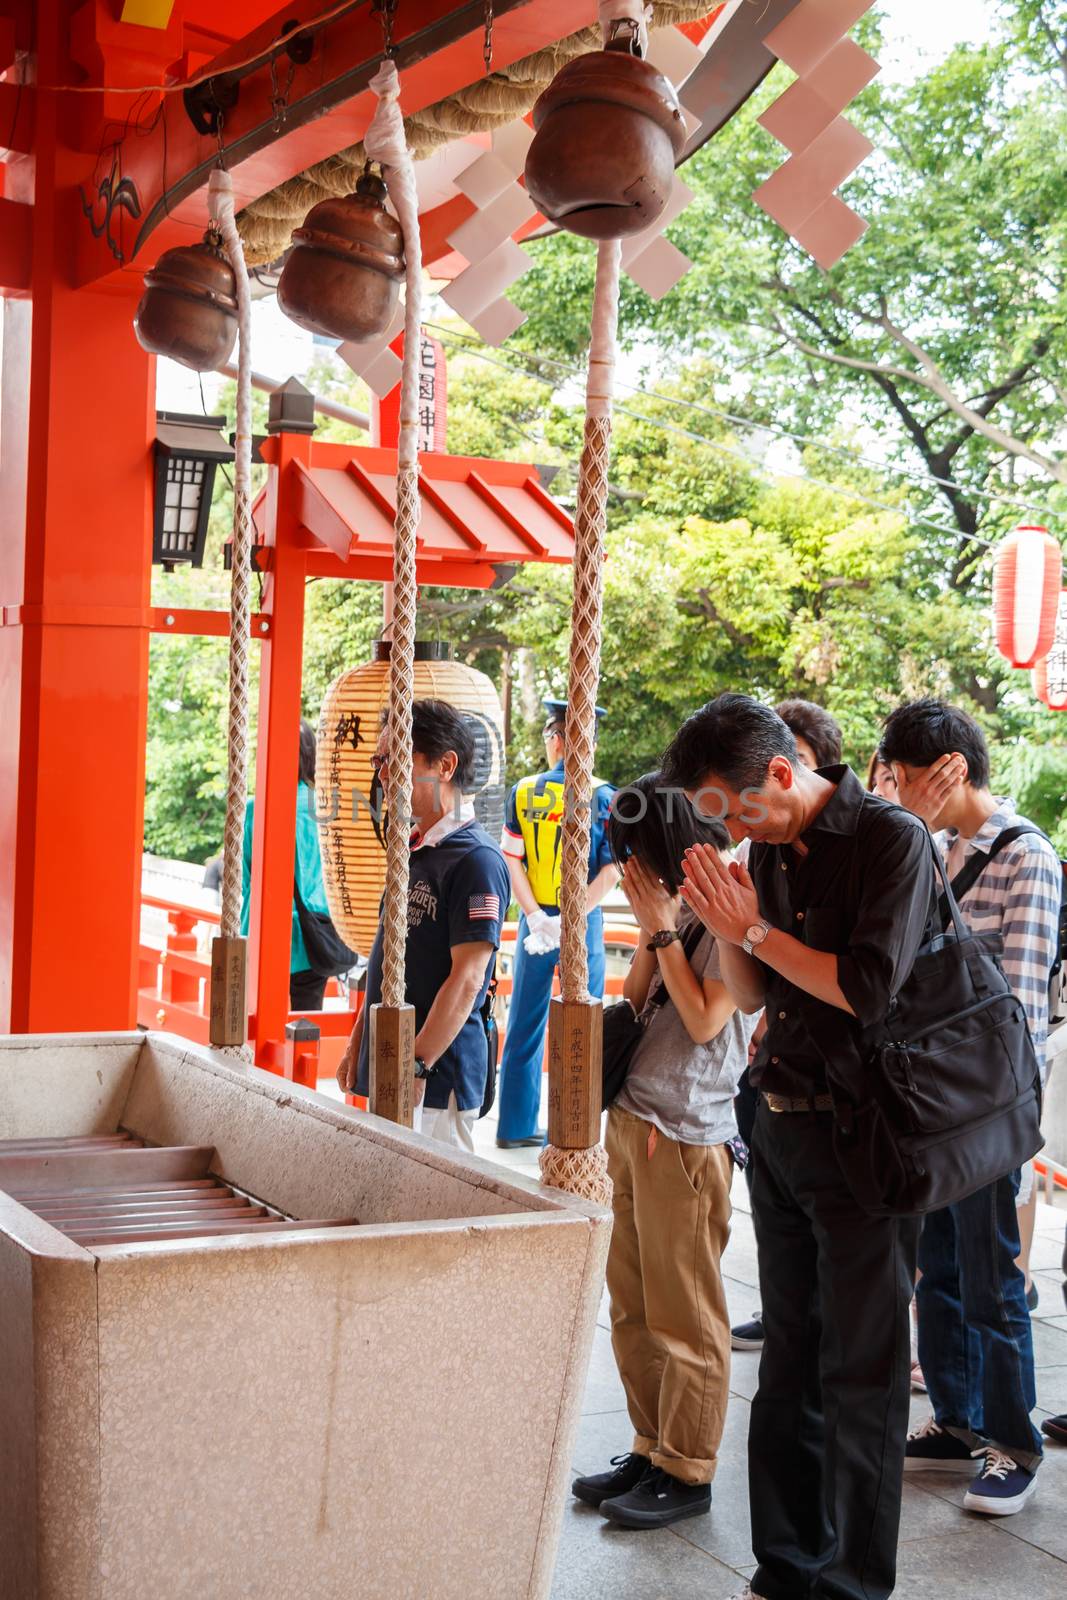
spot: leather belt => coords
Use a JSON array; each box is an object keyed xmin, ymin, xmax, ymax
[{"xmin": 763, "ymin": 1091, "xmax": 834, "ymax": 1114}]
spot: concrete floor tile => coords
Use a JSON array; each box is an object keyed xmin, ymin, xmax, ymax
[
  {"xmin": 670, "ymin": 1403, "xmax": 753, "ymax": 1570},
  {"xmin": 894, "ymin": 1524, "xmax": 1067, "ymax": 1598},
  {"xmin": 1035, "ymin": 1365, "xmax": 1067, "ymax": 1415},
  {"xmin": 1041, "ymin": 1314, "xmax": 1067, "ymax": 1332},
  {"xmin": 726, "ymin": 1350, "xmax": 761, "ymax": 1403},
  {"xmin": 551, "ymin": 1500, "xmax": 745, "ymax": 1600},
  {"xmin": 1026, "ymin": 1232, "xmax": 1067, "ymax": 1273},
  {"xmin": 581, "ymin": 1324, "xmax": 629, "ymax": 1416},
  {"xmin": 1030, "ymin": 1318, "xmax": 1067, "ymax": 1368}
]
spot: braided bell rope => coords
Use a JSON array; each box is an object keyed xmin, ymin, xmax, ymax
[
  {"xmin": 365, "ymin": 61, "xmax": 423, "ymax": 1013},
  {"xmin": 559, "ymin": 237, "xmax": 620, "ymax": 1004},
  {"xmin": 209, "ymin": 166, "xmax": 254, "ymax": 1058},
  {"xmin": 236, "ymin": 0, "xmax": 718, "ymax": 264},
  {"xmin": 539, "ymin": 235, "xmax": 620, "ymax": 1208}
]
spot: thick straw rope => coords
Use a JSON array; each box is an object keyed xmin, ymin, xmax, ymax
[
  {"xmin": 539, "ymin": 236, "xmax": 621, "ymax": 1208},
  {"xmin": 209, "ymin": 166, "xmax": 254, "ymax": 1056},
  {"xmin": 237, "ymin": 0, "xmax": 716, "ymax": 263},
  {"xmin": 365, "ymin": 61, "xmax": 423, "ymax": 1013}
]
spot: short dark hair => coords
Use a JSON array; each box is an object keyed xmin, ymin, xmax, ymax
[
  {"xmin": 661, "ymin": 693, "xmax": 798, "ymax": 792},
  {"xmin": 607, "ymin": 772, "xmax": 728, "ymax": 894},
  {"xmin": 298, "ymin": 719, "xmax": 317, "ymax": 787},
  {"xmin": 774, "ymin": 699, "xmax": 842, "ymax": 769},
  {"xmin": 410, "ymin": 699, "xmax": 477, "ymax": 791},
  {"xmin": 880, "ymin": 699, "xmax": 990, "ymax": 788},
  {"xmin": 543, "ymin": 714, "xmax": 598, "ymax": 749}
]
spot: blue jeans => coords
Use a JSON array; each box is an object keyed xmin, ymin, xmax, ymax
[
  {"xmin": 496, "ymin": 906, "xmax": 606, "ymax": 1140},
  {"xmin": 917, "ymin": 1172, "xmax": 1042, "ymax": 1470}
]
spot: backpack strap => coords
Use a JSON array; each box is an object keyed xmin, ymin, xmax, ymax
[{"xmin": 937, "ymin": 823, "xmax": 1047, "ymax": 927}]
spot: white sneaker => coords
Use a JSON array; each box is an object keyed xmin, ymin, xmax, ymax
[{"xmin": 728, "ymin": 1589, "xmax": 767, "ymax": 1600}]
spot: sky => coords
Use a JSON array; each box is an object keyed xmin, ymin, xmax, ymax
[{"xmin": 155, "ymin": 0, "xmax": 1002, "ymax": 418}]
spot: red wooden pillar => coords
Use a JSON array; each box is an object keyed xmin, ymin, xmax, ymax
[
  {"xmin": 0, "ymin": 11, "xmax": 157, "ymax": 1033},
  {"xmin": 246, "ymin": 381, "xmax": 315, "ymax": 1066}
]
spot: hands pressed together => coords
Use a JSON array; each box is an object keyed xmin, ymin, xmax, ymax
[
  {"xmin": 621, "ymin": 858, "xmax": 681, "ymax": 936},
  {"xmin": 679, "ymin": 846, "xmax": 761, "ymax": 947}
]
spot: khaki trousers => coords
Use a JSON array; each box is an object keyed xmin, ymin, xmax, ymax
[{"xmin": 605, "ymin": 1104, "xmax": 733, "ymax": 1486}]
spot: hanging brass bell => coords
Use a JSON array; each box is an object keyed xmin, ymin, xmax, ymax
[
  {"xmin": 524, "ymin": 27, "xmax": 687, "ymax": 240},
  {"xmin": 134, "ymin": 226, "xmax": 239, "ymax": 372},
  {"xmin": 277, "ymin": 166, "xmax": 405, "ymax": 343}
]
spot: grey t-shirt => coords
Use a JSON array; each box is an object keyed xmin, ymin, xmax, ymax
[{"xmin": 614, "ymin": 921, "xmax": 755, "ymax": 1146}]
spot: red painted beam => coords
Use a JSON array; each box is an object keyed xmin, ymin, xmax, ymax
[
  {"xmin": 0, "ymin": 197, "xmax": 31, "ymax": 293},
  {"xmin": 73, "ymin": 0, "xmax": 597, "ymax": 285}
]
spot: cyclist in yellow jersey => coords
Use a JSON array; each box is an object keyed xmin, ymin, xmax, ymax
[{"xmin": 496, "ymin": 698, "xmax": 617, "ymax": 1147}]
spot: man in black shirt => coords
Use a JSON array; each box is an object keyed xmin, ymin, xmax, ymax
[{"xmin": 662, "ymin": 694, "xmax": 934, "ymax": 1600}]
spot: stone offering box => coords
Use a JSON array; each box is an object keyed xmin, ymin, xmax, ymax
[{"xmin": 0, "ymin": 1031, "xmax": 610, "ymax": 1600}]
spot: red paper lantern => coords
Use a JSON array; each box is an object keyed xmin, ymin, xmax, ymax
[
  {"xmin": 992, "ymin": 525, "xmax": 1061, "ymax": 668},
  {"xmin": 1033, "ymin": 592, "xmax": 1067, "ymax": 709}
]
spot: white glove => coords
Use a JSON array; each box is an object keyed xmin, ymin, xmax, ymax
[{"xmin": 523, "ymin": 908, "xmax": 561, "ymax": 956}]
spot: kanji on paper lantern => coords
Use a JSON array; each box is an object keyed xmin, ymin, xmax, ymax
[
  {"xmin": 316, "ymin": 643, "xmax": 506, "ymax": 956},
  {"xmin": 992, "ymin": 525, "xmax": 1061, "ymax": 668}
]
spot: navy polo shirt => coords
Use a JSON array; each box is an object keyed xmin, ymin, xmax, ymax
[{"xmin": 356, "ymin": 815, "xmax": 511, "ymax": 1112}]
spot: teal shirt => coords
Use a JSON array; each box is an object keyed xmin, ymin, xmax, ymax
[{"xmin": 240, "ymin": 783, "xmax": 331, "ymax": 973}]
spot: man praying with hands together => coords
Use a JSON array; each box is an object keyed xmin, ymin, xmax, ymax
[{"xmin": 661, "ymin": 693, "xmax": 934, "ymax": 1600}]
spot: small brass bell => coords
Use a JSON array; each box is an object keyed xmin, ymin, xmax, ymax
[
  {"xmin": 134, "ymin": 226, "xmax": 239, "ymax": 372},
  {"xmin": 524, "ymin": 25, "xmax": 687, "ymax": 240},
  {"xmin": 277, "ymin": 165, "xmax": 405, "ymax": 343}
]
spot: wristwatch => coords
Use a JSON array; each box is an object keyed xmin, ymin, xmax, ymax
[
  {"xmin": 413, "ymin": 1057, "xmax": 437, "ymax": 1080},
  {"xmin": 646, "ymin": 929, "xmax": 681, "ymax": 952},
  {"xmin": 742, "ymin": 920, "xmax": 772, "ymax": 956}
]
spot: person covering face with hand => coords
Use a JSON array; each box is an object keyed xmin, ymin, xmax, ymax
[
  {"xmin": 570, "ymin": 774, "xmax": 755, "ymax": 1531},
  {"xmin": 661, "ymin": 693, "xmax": 934, "ymax": 1600}
]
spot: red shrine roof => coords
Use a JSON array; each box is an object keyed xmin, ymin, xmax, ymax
[{"xmin": 252, "ymin": 439, "xmax": 574, "ymax": 589}]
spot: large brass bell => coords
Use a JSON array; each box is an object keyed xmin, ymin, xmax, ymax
[
  {"xmin": 134, "ymin": 226, "xmax": 239, "ymax": 371},
  {"xmin": 277, "ymin": 165, "xmax": 405, "ymax": 343},
  {"xmin": 524, "ymin": 24, "xmax": 687, "ymax": 240}
]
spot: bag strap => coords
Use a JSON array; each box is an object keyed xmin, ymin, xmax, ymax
[{"xmin": 937, "ymin": 823, "xmax": 1045, "ymax": 927}]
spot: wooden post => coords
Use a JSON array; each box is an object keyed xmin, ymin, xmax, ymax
[
  {"xmin": 209, "ymin": 937, "xmax": 247, "ymax": 1047},
  {"xmin": 547, "ymin": 997, "xmax": 602, "ymax": 1149},
  {"xmin": 283, "ymin": 1017, "xmax": 321, "ymax": 1089},
  {"xmin": 370, "ymin": 1002, "xmax": 416, "ymax": 1127}
]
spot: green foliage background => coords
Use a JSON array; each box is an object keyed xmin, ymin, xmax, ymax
[{"xmin": 145, "ymin": 2, "xmax": 1067, "ymax": 863}]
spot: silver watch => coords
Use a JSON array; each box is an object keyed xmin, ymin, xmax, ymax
[{"xmin": 742, "ymin": 919, "xmax": 772, "ymax": 955}]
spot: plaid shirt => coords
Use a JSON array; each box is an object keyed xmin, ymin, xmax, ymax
[{"xmin": 939, "ymin": 800, "xmax": 1061, "ymax": 1079}]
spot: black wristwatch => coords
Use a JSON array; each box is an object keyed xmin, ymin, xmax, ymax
[
  {"xmin": 646, "ymin": 929, "xmax": 681, "ymax": 952},
  {"xmin": 413, "ymin": 1057, "xmax": 437, "ymax": 1080}
]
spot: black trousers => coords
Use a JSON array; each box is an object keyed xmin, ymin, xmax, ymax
[
  {"xmin": 749, "ymin": 1100, "xmax": 918, "ymax": 1600},
  {"xmin": 289, "ymin": 969, "xmax": 327, "ymax": 1011}
]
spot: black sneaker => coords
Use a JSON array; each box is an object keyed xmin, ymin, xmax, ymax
[
  {"xmin": 571, "ymin": 1452, "xmax": 649, "ymax": 1508},
  {"xmin": 1026, "ymin": 1282, "xmax": 1039, "ymax": 1312},
  {"xmin": 601, "ymin": 1464, "xmax": 711, "ymax": 1528},
  {"xmin": 731, "ymin": 1313, "xmax": 765, "ymax": 1351},
  {"xmin": 1040, "ymin": 1413, "xmax": 1067, "ymax": 1446},
  {"xmin": 903, "ymin": 1416, "xmax": 976, "ymax": 1473}
]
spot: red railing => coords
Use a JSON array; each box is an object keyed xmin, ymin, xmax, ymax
[{"xmin": 138, "ymin": 894, "xmax": 637, "ymax": 1091}]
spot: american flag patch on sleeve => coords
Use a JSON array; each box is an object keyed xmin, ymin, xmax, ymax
[{"xmin": 468, "ymin": 894, "xmax": 501, "ymax": 921}]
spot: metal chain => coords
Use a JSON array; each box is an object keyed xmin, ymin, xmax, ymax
[
  {"xmin": 269, "ymin": 51, "xmax": 296, "ymax": 131},
  {"xmin": 483, "ymin": 0, "xmax": 495, "ymax": 72},
  {"xmin": 374, "ymin": 0, "xmax": 397, "ymax": 58}
]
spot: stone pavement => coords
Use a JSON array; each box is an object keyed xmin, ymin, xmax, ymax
[{"xmin": 475, "ymin": 1113, "xmax": 1067, "ymax": 1600}]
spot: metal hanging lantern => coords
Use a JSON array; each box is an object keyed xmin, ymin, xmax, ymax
[
  {"xmin": 152, "ymin": 411, "xmax": 235, "ymax": 571},
  {"xmin": 276, "ymin": 165, "xmax": 405, "ymax": 342},
  {"xmin": 992, "ymin": 523, "xmax": 1062, "ymax": 669},
  {"xmin": 134, "ymin": 226, "xmax": 239, "ymax": 372},
  {"xmin": 523, "ymin": 21, "xmax": 687, "ymax": 240},
  {"xmin": 317, "ymin": 642, "xmax": 506, "ymax": 956}
]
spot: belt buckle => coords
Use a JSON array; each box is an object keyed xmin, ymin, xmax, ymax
[{"xmin": 766, "ymin": 1093, "xmax": 785, "ymax": 1114}]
